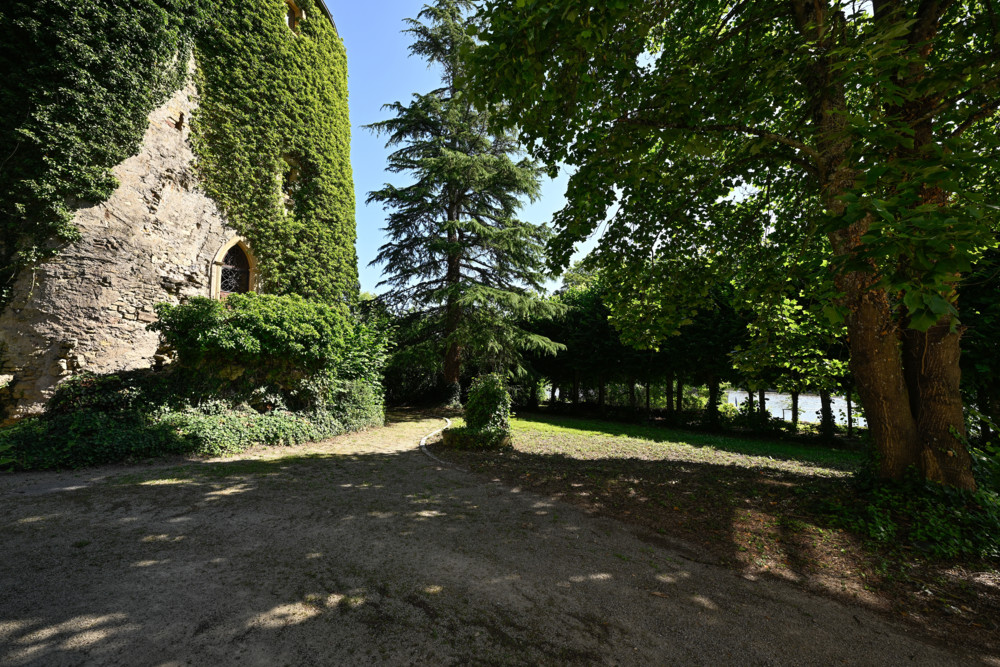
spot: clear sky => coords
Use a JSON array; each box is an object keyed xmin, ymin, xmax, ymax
[{"xmin": 332, "ymin": 0, "xmax": 574, "ymax": 294}]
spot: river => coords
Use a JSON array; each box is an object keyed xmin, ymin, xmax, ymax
[{"xmin": 725, "ymin": 390, "xmax": 866, "ymax": 427}]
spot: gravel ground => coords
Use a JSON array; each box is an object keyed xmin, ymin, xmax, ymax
[{"xmin": 0, "ymin": 413, "xmax": 992, "ymax": 666}]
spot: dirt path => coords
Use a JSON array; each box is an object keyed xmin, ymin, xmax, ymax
[{"xmin": 0, "ymin": 413, "xmax": 989, "ymax": 665}]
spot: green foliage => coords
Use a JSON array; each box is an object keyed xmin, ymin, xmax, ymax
[
  {"xmin": 442, "ymin": 373, "xmax": 513, "ymax": 449},
  {"xmin": 368, "ymin": 0, "xmax": 560, "ymax": 389},
  {"xmin": 465, "ymin": 373, "xmax": 512, "ymax": 433},
  {"xmin": 470, "ymin": 1, "xmax": 999, "ymax": 330},
  {"xmin": 0, "ymin": 295, "xmax": 389, "ymax": 470},
  {"xmin": 0, "ymin": 0, "xmax": 195, "ymax": 305},
  {"xmin": 838, "ymin": 469, "xmax": 1000, "ymax": 561},
  {"xmin": 0, "ymin": 0, "xmax": 356, "ymax": 309},
  {"xmin": 152, "ymin": 293, "xmax": 388, "ymax": 411},
  {"xmin": 152, "ymin": 294, "xmax": 350, "ymax": 373},
  {"xmin": 192, "ymin": 0, "xmax": 357, "ymax": 303},
  {"xmin": 0, "ymin": 401, "xmax": 357, "ymax": 470},
  {"xmin": 469, "ymin": 0, "xmax": 998, "ymax": 486}
]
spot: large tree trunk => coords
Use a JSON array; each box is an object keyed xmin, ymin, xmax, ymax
[
  {"xmin": 598, "ymin": 380, "xmax": 606, "ymax": 409},
  {"xmin": 572, "ymin": 374, "xmax": 580, "ymax": 405},
  {"xmin": 902, "ymin": 321, "xmax": 975, "ymax": 488},
  {"xmin": 795, "ymin": 0, "xmax": 975, "ymax": 488},
  {"xmin": 757, "ymin": 389, "xmax": 767, "ymax": 423},
  {"xmin": 645, "ymin": 380, "xmax": 651, "ymax": 418},
  {"xmin": 746, "ymin": 388, "xmax": 754, "ymax": 416},
  {"xmin": 676, "ymin": 379, "xmax": 684, "ymax": 412},
  {"xmin": 628, "ymin": 377, "xmax": 637, "ymax": 412},
  {"xmin": 665, "ymin": 372, "xmax": 674, "ymax": 413},
  {"xmin": 443, "ymin": 217, "xmax": 462, "ymax": 406}
]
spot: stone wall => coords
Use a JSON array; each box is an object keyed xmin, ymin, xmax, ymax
[{"xmin": 0, "ymin": 73, "xmax": 238, "ymax": 422}]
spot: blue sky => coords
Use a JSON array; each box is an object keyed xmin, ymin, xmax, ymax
[{"xmin": 332, "ymin": 0, "xmax": 574, "ymax": 294}]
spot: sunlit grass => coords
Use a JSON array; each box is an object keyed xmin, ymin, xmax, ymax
[{"xmin": 509, "ymin": 413, "xmax": 862, "ymax": 473}]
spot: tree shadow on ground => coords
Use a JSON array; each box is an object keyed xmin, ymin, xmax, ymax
[
  {"xmin": 429, "ymin": 432, "xmax": 1000, "ymax": 658},
  {"xmin": 0, "ymin": 446, "xmax": 619, "ymax": 665},
  {"xmin": 0, "ymin": 413, "xmax": 993, "ymax": 665}
]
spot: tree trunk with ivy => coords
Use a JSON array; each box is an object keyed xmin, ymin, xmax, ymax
[{"xmin": 798, "ymin": 0, "xmax": 976, "ymax": 488}]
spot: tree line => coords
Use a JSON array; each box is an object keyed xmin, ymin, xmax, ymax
[{"xmin": 370, "ymin": 0, "xmax": 1000, "ymax": 492}]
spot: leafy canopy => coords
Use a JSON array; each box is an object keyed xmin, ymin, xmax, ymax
[{"xmin": 469, "ymin": 1, "xmax": 1000, "ymax": 338}]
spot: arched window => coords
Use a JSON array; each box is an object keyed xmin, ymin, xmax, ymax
[
  {"xmin": 211, "ymin": 238, "xmax": 257, "ymax": 299},
  {"xmin": 220, "ymin": 245, "xmax": 251, "ymax": 296},
  {"xmin": 286, "ymin": 0, "xmax": 305, "ymax": 30}
]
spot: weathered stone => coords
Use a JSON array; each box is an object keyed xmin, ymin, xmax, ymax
[{"xmin": 0, "ymin": 73, "xmax": 240, "ymax": 423}]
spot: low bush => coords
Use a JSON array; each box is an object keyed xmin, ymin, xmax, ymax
[
  {"xmin": 0, "ymin": 294, "xmax": 390, "ymax": 470},
  {"xmin": 834, "ymin": 461, "xmax": 1000, "ymax": 561},
  {"xmin": 441, "ymin": 374, "xmax": 512, "ymax": 450},
  {"xmin": 465, "ymin": 373, "xmax": 511, "ymax": 433}
]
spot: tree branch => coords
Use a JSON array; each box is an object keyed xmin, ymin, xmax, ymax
[
  {"xmin": 617, "ymin": 115, "xmax": 821, "ymax": 163},
  {"xmin": 950, "ymin": 97, "xmax": 1000, "ymax": 138}
]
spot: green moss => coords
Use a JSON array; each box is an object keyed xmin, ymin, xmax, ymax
[{"xmin": 0, "ymin": 0, "xmax": 356, "ymax": 308}]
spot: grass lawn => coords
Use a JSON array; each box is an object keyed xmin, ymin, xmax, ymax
[{"xmin": 430, "ymin": 411, "xmax": 1000, "ymax": 654}]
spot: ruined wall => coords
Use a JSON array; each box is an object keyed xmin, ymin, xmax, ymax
[{"xmin": 0, "ymin": 76, "xmax": 237, "ymax": 421}]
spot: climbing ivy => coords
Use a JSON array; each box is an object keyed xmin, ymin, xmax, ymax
[
  {"xmin": 192, "ymin": 0, "xmax": 358, "ymax": 303},
  {"xmin": 0, "ymin": 0, "xmax": 357, "ymax": 307},
  {"xmin": 0, "ymin": 0, "xmax": 195, "ymax": 305}
]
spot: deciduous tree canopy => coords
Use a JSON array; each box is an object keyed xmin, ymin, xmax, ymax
[{"xmin": 469, "ymin": 0, "xmax": 1000, "ymax": 489}]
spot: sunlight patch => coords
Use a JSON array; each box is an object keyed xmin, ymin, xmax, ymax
[{"xmin": 250, "ymin": 603, "xmax": 321, "ymax": 629}]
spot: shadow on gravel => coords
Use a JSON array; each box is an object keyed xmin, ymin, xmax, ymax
[
  {"xmin": 0, "ymin": 424, "xmax": 990, "ymax": 665},
  {"xmin": 0, "ymin": 447, "xmax": 613, "ymax": 665},
  {"xmin": 429, "ymin": 427, "xmax": 1000, "ymax": 659}
]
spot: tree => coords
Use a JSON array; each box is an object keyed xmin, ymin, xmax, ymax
[
  {"xmin": 368, "ymin": 0, "xmax": 558, "ymax": 402},
  {"xmin": 960, "ymin": 246, "xmax": 1000, "ymax": 443},
  {"xmin": 470, "ymin": 1, "xmax": 1000, "ymax": 489}
]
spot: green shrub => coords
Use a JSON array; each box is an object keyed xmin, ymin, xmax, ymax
[
  {"xmin": 0, "ymin": 411, "xmax": 192, "ymax": 470},
  {"xmin": 837, "ymin": 468, "xmax": 1000, "ymax": 561},
  {"xmin": 151, "ymin": 293, "xmax": 351, "ymax": 375},
  {"xmin": 445, "ymin": 374, "xmax": 512, "ymax": 449},
  {"xmin": 0, "ymin": 294, "xmax": 390, "ymax": 470},
  {"xmin": 465, "ymin": 373, "xmax": 512, "ymax": 433}
]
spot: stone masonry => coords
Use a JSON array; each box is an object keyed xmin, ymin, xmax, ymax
[{"xmin": 0, "ymin": 72, "xmax": 239, "ymax": 422}]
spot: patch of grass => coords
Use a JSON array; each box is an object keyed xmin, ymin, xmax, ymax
[{"xmin": 512, "ymin": 413, "xmax": 861, "ymax": 473}]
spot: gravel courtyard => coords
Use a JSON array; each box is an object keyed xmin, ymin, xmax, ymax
[{"xmin": 0, "ymin": 413, "xmax": 990, "ymax": 665}]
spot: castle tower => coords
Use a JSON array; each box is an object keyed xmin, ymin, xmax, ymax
[{"xmin": 0, "ymin": 0, "xmax": 354, "ymax": 422}]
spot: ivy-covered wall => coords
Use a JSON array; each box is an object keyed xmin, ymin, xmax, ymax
[
  {"xmin": 0, "ymin": 0, "xmax": 357, "ymax": 306},
  {"xmin": 0, "ymin": 0, "xmax": 193, "ymax": 305},
  {"xmin": 193, "ymin": 0, "xmax": 358, "ymax": 303}
]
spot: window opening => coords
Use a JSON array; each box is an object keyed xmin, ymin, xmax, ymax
[
  {"xmin": 282, "ymin": 154, "xmax": 302, "ymax": 210},
  {"xmin": 220, "ymin": 245, "xmax": 251, "ymax": 296},
  {"xmin": 286, "ymin": 0, "xmax": 304, "ymax": 30}
]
